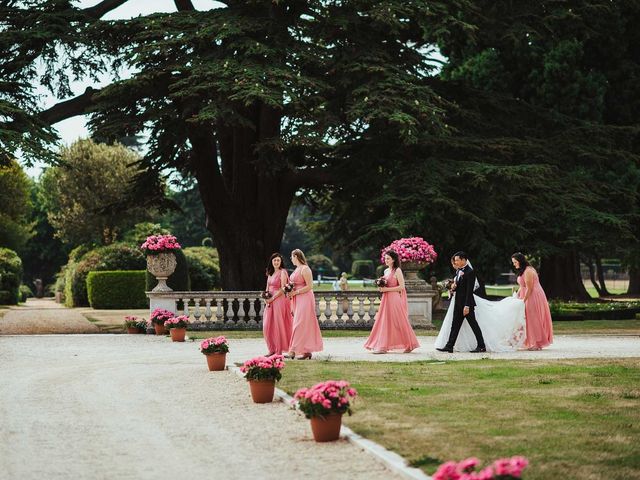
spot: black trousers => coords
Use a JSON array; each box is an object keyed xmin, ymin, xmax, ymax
[{"xmin": 445, "ymin": 306, "xmax": 486, "ymax": 349}]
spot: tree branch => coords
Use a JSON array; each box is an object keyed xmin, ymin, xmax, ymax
[
  {"xmin": 288, "ymin": 167, "xmax": 335, "ymax": 189},
  {"xmin": 174, "ymin": 0, "xmax": 196, "ymax": 11},
  {"xmin": 83, "ymin": 0, "xmax": 131, "ymax": 19},
  {"xmin": 38, "ymin": 87, "xmax": 100, "ymax": 125}
]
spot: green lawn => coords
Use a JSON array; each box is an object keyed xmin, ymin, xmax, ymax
[{"xmin": 278, "ymin": 359, "xmax": 640, "ymax": 480}]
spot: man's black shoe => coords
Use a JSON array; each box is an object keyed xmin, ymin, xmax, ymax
[
  {"xmin": 436, "ymin": 347, "xmax": 453, "ymax": 353},
  {"xmin": 470, "ymin": 347, "xmax": 486, "ymax": 353}
]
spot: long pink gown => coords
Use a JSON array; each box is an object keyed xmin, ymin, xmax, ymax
[
  {"xmin": 517, "ymin": 266, "xmax": 553, "ymax": 349},
  {"xmin": 288, "ymin": 266, "xmax": 323, "ymax": 354},
  {"xmin": 364, "ymin": 268, "xmax": 420, "ymax": 352},
  {"xmin": 262, "ymin": 270, "xmax": 293, "ymax": 354}
]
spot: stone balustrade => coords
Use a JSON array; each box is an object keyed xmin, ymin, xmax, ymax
[{"xmin": 146, "ymin": 290, "xmax": 388, "ymax": 330}]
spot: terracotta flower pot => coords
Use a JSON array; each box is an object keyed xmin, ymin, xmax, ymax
[
  {"xmin": 248, "ymin": 379, "xmax": 275, "ymax": 403},
  {"xmin": 153, "ymin": 323, "xmax": 166, "ymax": 335},
  {"xmin": 126, "ymin": 327, "xmax": 141, "ymax": 334},
  {"xmin": 170, "ymin": 327, "xmax": 186, "ymax": 342},
  {"xmin": 205, "ymin": 352, "xmax": 226, "ymax": 371},
  {"xmin": 310, "ymin": 413, "xmax": 343, "ymax": 442}
]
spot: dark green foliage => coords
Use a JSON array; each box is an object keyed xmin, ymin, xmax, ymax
[
  {"xmin": 145, "ymin": 249, "xmax": 190, "ymax": 292},
  {"xmin": 375, "ymin": 264, "xmax": 387, "ymax": 277},
  {"xmin": 351, "ymin": 260, "xmax": 375, "ymax": 279},
  {"xmin": 86, "ymin": 270, "xmax": 147, "ymax": 309},
  {"xmin": 19, "ymin": 284, "xmax": 33, "ymax": 302},
  {"xmin": 64, "ymin": 243, "xmax": 146, "ymax": 307},
  {"xmin": 161, "ymin": 181, "xmax": 210, "ymax": 248},
  {"xmin": 184, "ymin": 247, "xmax": 220, "ymax": 291},
  {"xmin": 307, "ymin": 254, "xmax": 335, "ymax": 276},
  {"xmin": 0, "ymin": 160, "xmax": 33, "ymax": 253},
  {"xmin": 0, "ymin": 247, "xmax": 23, "ymax": 305}
]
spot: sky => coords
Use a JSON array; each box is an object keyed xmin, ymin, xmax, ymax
[{"xmin": 26, "ymin": 0, "xmax": 221, "ymax": 177}]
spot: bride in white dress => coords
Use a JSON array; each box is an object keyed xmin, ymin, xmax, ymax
[{"xmin": 435, "ymin": 266, "xmax": 526, "ymax": 352}]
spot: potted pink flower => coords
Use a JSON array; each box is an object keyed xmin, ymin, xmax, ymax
[
  {"xmin": 200, "ymin": 336, "xmax": 230, "ymax": 371},
  {"xmin": 432, "ymin": 456, "xmax": 529, "ymax": 480},
  {"xmin": 123, "ymin": 315, "xmax": 146, "ymax": 334},
  {"xmin": 381, "ymin": 236, "xmax": 438, "ymax": 267},
  {"xmin": 164, "ymin": 315, "xmax": 189, "ymax": 342},
  {"xmin": 149, "ymin": 308, "xmax": 174, "ymax": 335},
  {"xmin": 294, "ymin": 380, "xmax": 358, "ymax": 442},
  {"xmin": 239, "ymin": 355, "xmax": 285, "ymax": 403},
  {"xmin": 141, "ymin": 234, "xmax": 181, "ymax": 292}
]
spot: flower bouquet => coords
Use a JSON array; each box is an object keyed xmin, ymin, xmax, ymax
[
  {"xmin": 200, "ymin": 336, "xmax": 229, "ymax": 371},
  {"xmin": 294, "ymin": 380, "xmax": 358, "ymax": 442},
  {"xmin": 239, "ymin": 354, "xmax": 285, "ymax": 403},
  {"xmin": 164, "ymin": 315, "xmax": 189, "ymax": 342},
  {"xmin": 140, "ymin": 234, "xmax": 181, "ymax": 255},
  {"xmin": 380, "ymin": 236, "xmax": 437, "ymax": 265},
  {"xmin": 433, "ymin": 456, "xmax": 529, "ymax": 480},
  {"xmin": 260, "ymin": 291, "xmax": 272, "ymax": 300},
  {"xmin": 374, "ymin": 277, "xmax": 387, "ymax": 288},
  {"xmin": 149, "ymin": 308, "xmax": 174, "ymax": 335},
  {"xmin": 282, "ymin": 282, "xmax": 294, "ymax": 294},
  {"xmin": 123, "ymin": 315, "xmax": 146, "ymax": 334}
]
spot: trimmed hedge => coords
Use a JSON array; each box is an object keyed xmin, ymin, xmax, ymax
[
  {"xmin": 351, "ymin": 259, "xmax": 374, "ymax": 279},
  {"xmin": 64, "ymin": 243, "xmax": 146, "ymax": 307},
  {"xmin": 86, "ymin": 270, "xmax": 147, "ymax": 309},
  {"xmin": 145, "ymin": 249, "xmax": 190, "ymax": 292},
  {"xmin": 0, "ymin": 247, "xmax": 23, "ymax": 305}
]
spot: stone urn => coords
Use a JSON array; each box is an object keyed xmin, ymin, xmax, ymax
[
  {"xmin": 147, "ymin": 252, "xmax": 177, "ymax": 292},
  {"xmin": 401, "ymin": 261, "xmax": 437, "ymax": 329}
]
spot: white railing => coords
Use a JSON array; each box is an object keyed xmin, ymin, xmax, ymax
[{"xmin": 147, "ymin": 290, "xmax": 383, "ymax": 330}]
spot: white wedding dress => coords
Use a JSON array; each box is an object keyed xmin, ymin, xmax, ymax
[{"xmin": 435, "ymin": 294, "xmax": 526, "ymax": 352}]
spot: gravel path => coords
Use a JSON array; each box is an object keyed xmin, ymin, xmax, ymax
[
  {"xmin": 0, "ymin": 298, "xmax": 100, "ymax": 335},
  {"xmin": 0, "ymin": 335, "xmax": 404, "ymax": 480}
]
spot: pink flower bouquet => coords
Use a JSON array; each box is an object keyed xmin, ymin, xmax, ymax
[
  {"xmin": 240, "ymin": 355, "xmax": 285, "ymax": 382},
  {"xmin": 294, "ymin": 380, "xmax": 358, "ymax": 419},
  {"xmin": 140, "ymin": 234, "xmax": 181, "ymax": 255},
  {"xmin": 164, "ymin": 315, "xmax": 189, "ymax": 329},
  {"xmin": 200, "ymin": 336, "xmax": 229, "ymax": 354},
  {"xmin": 149, "ymin": 308, "xmax": 174, "ymax": 326},
  {"xmin": 381, "ymin": 236, "xmax": 437, "ymax": 265},
  {"xmin": 433, "ymin": 456, "xmax": 529, "ymax": 480}
]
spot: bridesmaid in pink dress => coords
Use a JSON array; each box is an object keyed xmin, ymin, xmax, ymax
[
  {"xmin": 286, "ymin": 249, "xmax": 323, "ymax": 360},
  {"xmin": 262, "ymin": 253, "xmax": 293, "ymax": 356},
  {"xmin": 364, "ymin": 250, "xmax": 420, "ymax": 354},
  {"xmin": 512, "ymin": 252, "xmax": 553, "ymax": 350}
]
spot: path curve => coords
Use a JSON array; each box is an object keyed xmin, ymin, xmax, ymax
[{"xmin": 0, "ymin": 298, "xmax": 99, "ymax": 335}]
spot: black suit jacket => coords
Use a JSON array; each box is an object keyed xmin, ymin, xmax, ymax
[{"xmin": 453, "ymin": 264, "xmax": 476, "ymax": 309}]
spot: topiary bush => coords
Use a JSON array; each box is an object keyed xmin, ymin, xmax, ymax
[
  {"xmin": 0, "ymin": 247, "xmax": 23, "ymax": 305},
  {"xmin": 19, "ymin": 284, "xmax": 34, "ymax": 302},
  {"xmin": 184, "ymin": 247, "xmax": 220, "ymax": 290},
  {"xmin": 145, "ymin": 248, "xmax": 190, "ymax": 292},
  {"xmin": 351, "ymin": 259, "xmax": 374, "ymax": 279},
  {"xmin": 64, "ymin": 243, "xmax": 146, "ymax": 307},
  {"xmin": 87, "ymin": 270, "xmax": 147, "ymax": 309},
  {"xmin": 375, "ymin": 264, "xmax": 386, "ymax": 277},
  {"xmin": 307, "ymin": 254, "xmax": 335, "ymax": 275}
]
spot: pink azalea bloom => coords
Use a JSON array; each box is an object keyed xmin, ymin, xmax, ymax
[
  {"xmin": 458, "ymin": 458, "xmax": 480, "ymax": 473},
  {"xmin": 492, "ymin": 459, "xmax": 511, "ymax": 476}
]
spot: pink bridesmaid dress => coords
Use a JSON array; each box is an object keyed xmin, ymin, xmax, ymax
[
  {"xmin": 364, "ymin": 268, "xmax": 420, "ymax": 352},
  {"xmin": 517, "ymin": 266, "xmax": 553, "ymax": 349},
  {"xmin": 288, "ymin": 266, "xmax": 323, "ymax": 354},
  {"xmin": 262, "ymin": 270, "xmax": 293, "ymax": 354}
]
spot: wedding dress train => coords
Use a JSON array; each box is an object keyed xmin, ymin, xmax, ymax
[{"xmin": 435, "ymin": 294, "xmax": 526, "ymax": 352}]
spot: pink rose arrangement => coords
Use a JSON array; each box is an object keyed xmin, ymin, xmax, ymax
[
  {"xmin": 149, "ymin": 308, "xmax": 174, "ymax": 326},
  {"xmin": 240, "ymin": 354, "xmax": 285, "ymax": 382},
  {"xmin": 381, "ymin": 236, "xmax": 437, "ymax": 265},
  {"xmin": 200, "ymin": 336, "xmax": 229, "ymax": 354},
  {"xmin": 294, "ymin": 380, "xmax": 358, "ymax": 419},
  {"xmin": 140, "ymin": 234, "xmax": 181, "ymax": 255},
  {"xmin": 164, "ymin": 315, "xmax": 189, "ymax": 329},
  {"xmin": 433, "ymin": 456, "xmax": 529, "ymax": 480}
]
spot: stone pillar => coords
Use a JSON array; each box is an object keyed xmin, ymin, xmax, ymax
[
  {"xmin": 403, "ymin": 262, "xmax": 437, "ymax": 329},
  {"xmin": 146, "ymin": 292, "xmax": 177, "ymax": 333}
]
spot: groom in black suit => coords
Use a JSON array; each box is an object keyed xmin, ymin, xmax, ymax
[{"xmin": 437, "ymin": 251, "xmax": 486, "ymax": 353}]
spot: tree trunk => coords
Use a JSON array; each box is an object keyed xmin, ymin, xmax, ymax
[
  {"xmin": 188, "ymin": 103, "xmax": 299, "ymax": 290},
  {"xmin": 539, "ymin": 251, "xmax": 591, "ymax": 301},
  {"xmin": 586, "ymin": 258, "xmax": 604, "ymax": 297},
  {"xmin": 594, "ymin": 256, "xmax": 610, "ymax": 296},
  {"xmin": 627, "ymin": 268, "xmax": 640, "ymax": 295}
]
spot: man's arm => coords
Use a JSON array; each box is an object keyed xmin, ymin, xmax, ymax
[{"xmin": 465, "ymin": 269, "xmax": 476, "ymax": 307}]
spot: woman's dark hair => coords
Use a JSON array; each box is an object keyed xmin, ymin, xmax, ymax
[
  {"xmin": 384, "ymin": 249, "xmax": 401, "ymax": 270},
  {"xmin": 511, "ymin": 252, "xmax": 530, "ymax": 277},
  {"xmin": 266, "ymin": 252, "xmax": 285, "ymax": 276}
]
